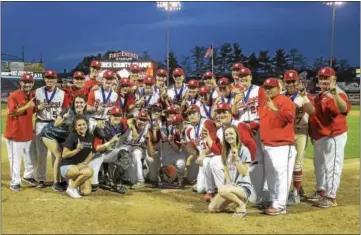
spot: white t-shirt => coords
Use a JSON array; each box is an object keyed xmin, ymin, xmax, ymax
[{"xmin": 226, "ymin": 145, "xmax": 252, "ymax": 185}]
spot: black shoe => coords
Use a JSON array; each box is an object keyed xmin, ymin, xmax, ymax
[
  {"xmin": 60, "ymin": 181, "xmax": 68, "ymax": 191},
  {"xmin": 299, "ymin": 186, "xmax": 305, "ymax": 197},
  {"xmin": 92, "ymin": 184, "xmax": 99, "ymax": 192},
  {"xmin": 22, "ymin": 177, "xmax": 37, "ymax": 186},
  {"xmin": 52, "ymin": 182, "xmax": 65, "ymax": 192},
  {"xmin": 37, "ymin": 181, "xmax": 46, "ymax": 188},
  {"xmin": 10, "ymin": 184, "xmax": 22, "ymax": 192}
]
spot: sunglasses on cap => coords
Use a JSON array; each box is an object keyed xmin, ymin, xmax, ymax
[
  {"xmin": 45, "ymin": 76, "xmax": 57, "ymax": 79},
  {"xmin": 74, "ymin": 77, "xmax": 85, "ymax": 80},
  {"xmin": 203, "ymin": 76, "xmax": 213, "ymax": 80}
]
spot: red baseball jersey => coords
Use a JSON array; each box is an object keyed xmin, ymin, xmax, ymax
[
  {"xmin": 63, "ymin": 87, "xmax": 87, "ymax": 104},
  {"xmin": 259, "ymin": 94, "xmax": 296, "ymax": 146},
  {"xmin": 5, "ymin": 90, "xmax": 34, "ymax": 141},
  {"xmin": 309, "ymin": 90, "xmax": 351, "ymax": 140},
  {"xmin": 84, "ymin": 79, "xmax": 100, "ymax": 94}
]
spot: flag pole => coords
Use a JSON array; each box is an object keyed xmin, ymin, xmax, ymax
[{"xmin": 211, "ymin": 41, "xmax": 214, "ymax": 73}]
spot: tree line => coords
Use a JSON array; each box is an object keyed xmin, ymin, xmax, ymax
[{"xmin": 72, "ymin": 43, "xmax": 357, "ymax": 85}]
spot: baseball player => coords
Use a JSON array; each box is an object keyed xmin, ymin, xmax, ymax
[
  {"xmin": 201, "ymin": 71, "xmax": 219, "ymax": 102},
  {"xmin": 129, "ymin": 64, "xmax": 144, "ymax": 97},
  {"xmin": 135, "ymin": 76, "xmax": 160, "ymax": 110},
  {"xmin": 87, "ymin": 70, "xmax": 119, "ymax": 132},
  {"xmin": 208, "ymin": 125, "xmax": 255, "ymax": 218},
  {"xmin": 213, "ymin": 78, "xmax": 237, "ymax": 108},
  {"xmin": 63, "ymin": 71, "xmax": 87, "ymax": 105},
  {"xmin": 180, "ymin": 80, "xmax": 201, "ymax": 114},
  {"xmin": 31, "ymin": 70, "xmax": 70, "ymax": 188},
  {"xmin": 154, "ymin": 69, "xmax": 169, "ymax": 106},
  {"xmin": 121, "ymin": 111, "xmax": 156, "ymax": 189},
  {"xmin": 84, "ymin": 60, "xmax": 102, "ymax": 93},
  {"xmin": 5, "ymin": 74, "xmax": 36, "ymax": 191},
  {"xmin": 199, "ymin": 86, "xmax": 216, "ymax": 120},
  {"xmin": 308, "ymin": 67, "xmax": 351, "ymax": 208},
  {"xmin": 117, "ymin": 78, "xmax": 137, "ymax": 114},
  {"xmin": 259, "ymin": 78, "xmax": 297, "ymax": 215},
  {"xmin": 283, "ymin": 70, "xmax": 315, "ymax": 205},
  {"xmin": 166, "ymin": 68, "xmax": 188, "ymax": 106},
  {"xmin": 185, "ymin": 105, "xmax": 221, "ymax": 202},
  {"xmin": 231, "ymin": 62, "xmax": 244, "ymax": 86}
]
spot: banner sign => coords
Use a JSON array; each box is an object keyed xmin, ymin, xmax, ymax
[
  {"xmin": 108, "ymin": 51, "xmax": 139, "ymax": 61},
  {"xmin": 101, "ymin": 61, "xmax": 152, "ymax": 69},
  {"xmin": 9, "ymin": 62, "xmax": 24, "ymax": 71},
  {"xmin": 24, "ymin": 62, "xmax": 45, "ymax": 72},
  {"xmin": 1, "ymin": 71, "xmax": 43, "ymax": 79}
]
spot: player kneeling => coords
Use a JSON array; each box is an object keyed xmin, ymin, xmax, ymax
[
  {"xmin": 61, "ymin": 115, "xmax": 94, "ymax": 199},
  {"xmin": 208, "ymin": 126, "xmax": 255, "ymax": 218}
]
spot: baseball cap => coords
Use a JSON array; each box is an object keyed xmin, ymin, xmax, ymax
[
  {"xmin": 185, "ymin": 104, "xmax": 200, "ymax": 114},
  {"xmin": 232, "ymin": 62, "xmax": 244, "ymax": 71},
  {"xmin": 238, "ymin": 67, "xmax": 252, "ymax": 76},
  {"xmin": 173, "ymin": 68, "xmax": 184, "ymax": 76},
  {"xmin": 202, "ymin": 71, "xmax": 215, "ymax": 79},
  {"xmin": 44, "ymin": 70, "xmax": 57, "ymax": 78},
  {"xmin": 216, "ymin": 103, "xmax": 231, "ymax": 112},
  {"xmin": 263, "ymin": 78, "xmax": 279, "ymax": 88},
  {"xmin": 144, "ymin": 76, "xmax": 155, "ymax": 85},
  {"xmin": 156, "ymin": 68, "xmax": 167, "ymax": 76},
  {"xmin": 318, "ymin": 67, "xmax": 335, "ymax": 77},
  {"xmin": 150, "ymin": 102, "xmax": 163, "ymax": 111},
  {"xmin": 188, "ymin": 79, "xmax": 199, "ymax": 88},
  {"xmin": 217, "ymin": 77, "xmax": 230, "ymax": 87},
  {"xmin": 172, "ymin": 114, "xmax": 184, "ymax": 124},
  {"xmin": 109, "ymin": 107, "xmax": 122, "ymax": 116},
  {"xmin": 137, "ymin": 110, "xmax": 150, "ymax": 120},
  {"xmin": 284, "ymin": 70, "xmax": 299, "ymax": 81},
  {"xmin": 119, "ymin": 78, "xmax": 132, "ymax": 86},
  {"xmin": 73, "ymin": 71, "xmax": 85, "ymax": 79},
  {"xmin": 102, "ymin": 70, "xmax": 115, "ymax": 79},
  {"xmin": 21, "ymin": 73, "xmax": 34, "ymax": 81},
  {"xmin": 130, "ymin": 64, "xmax": 140, "ymax": 73},
  {"xmin": 90, "ymin": 60, "xmax": 101, "ymax": 69},
  {"xmin": 199, "ymin": 86, "xmax": 210, "ymax": 95},
  {"xmin": 164, "ymin": 105, "xmax": 180, "ymax": 114}
]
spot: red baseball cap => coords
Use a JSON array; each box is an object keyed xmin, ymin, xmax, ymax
[
  {"xmin": 216, "ymin": 103, "xmax": 231, "ymax": 111},
  {"xmin": 199, "ymin": 86, "xmax": 210, "ymax": 95},
  {"xmin": 218, "ymin": 77, "xmax": 230, "ymax": 87},
  {"xmin": 137, "ymin": 110, "xmax": 150, "ymax": 120},
  {"xmin": 284, "ymin": 70, "xmax": 299, "ymax": 81},
  {"xmin": 232, "ymin": 63, "xmax": 244, "ymax": 71},
  {"xmin": 90, "ymin": 60, "xmax": 101, "ymax": 69},
  {"xmin": 318, "ymin": 67, "xmax": 335, "ymax": 77},
  {"xmin": 164, "ymin": 105, "xmax": 180, "ymax": 114},
  {"xmin": 173, "ymin": 68, "xmax": 184, "ymax": 76},
  {"xmin": 263, "ymin": 78, "xmax": 279, "ymax": 88},
  {"xmin": 73, "ymin": 71, "xmax": 85, "ymax": 79},
  {"xmin": 21, "ymin": 73, "xmax": 34, "ymax": 81},
  {"xmin": 172, "ymin": 114, "xmax": 184, "ymax": 124},
  {"xmin": 144, "ymin": 76, "xmax": 155, "ymax": 85},
  {"xmin": 44, "ymin": 70, "xmax": 57, "ymax": 78},
  {"xmin": 102, "ymin": 70, "xmax": 115, "ymax": 79},
  {"xmin": 185, "ymin": 104, "xmax": 200, "ymax": 114},
  {"xmin": 156, "ymin": 68, "xmax": 167, "ymax": 76},
  {"xmin": 119, "ymin": 78, "xmax": 132, "ymax": 86},
  {"xmin": 202, "ymin": 71, "xmax": 215, "ymax": 79},
  {"xmin": 109, "ymin": 107, "xmax": 122, "ymax": 116},
  {"xmin": 238, "ymin": 67, "xmax": 252, "ymax": 76},
  {"xmin": 188, "ymin": 79, "xmax": 199, "ymax": 88},
  {"xmin": 130, "ymin": 64, "xmax": 140, "ymax": 73}
]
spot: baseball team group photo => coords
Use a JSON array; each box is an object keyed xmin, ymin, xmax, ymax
[{"xmin": 1, "ymin": 1, "xmax": 360, "ymax": 234}]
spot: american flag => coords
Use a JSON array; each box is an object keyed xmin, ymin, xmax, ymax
[{"xmin": 204, "ymin": 45, "xmax": 213, "ymax": 58}]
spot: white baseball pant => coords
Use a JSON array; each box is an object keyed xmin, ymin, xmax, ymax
[
  {"xmin": 121, "ymin": 146, "xmax": 146, "ymax": 185},
  {"xmin": 6, "ymin": 139, "xmax": 35, "ymax": 186},
  {"xmin": 206, "ymin": 155, "xmax": 225, "ymax": 193},
  {"xmin": 88, "ymin": 149, "xmax": 119, "ymax": 185},
  {"xmin": 313, "ymin": 132, "xmax": 347, "ymax": 199},
  {"xmin": 196, "ymin": 157, "xmax": 213, "ymax": 193},
  {"xmin": 264, "ymin": 145, "xmax": 296, "ymax": 209}
]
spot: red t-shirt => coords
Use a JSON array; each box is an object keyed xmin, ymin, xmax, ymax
[
  {"xmin": 5, "ymin": 90, "xmax": 35, "ymax": 141},
  {"xmin": 259, "ymin": 94, "xmax": 296, "ymax": 146},
  {"xmin": 84, "ymin": 79, "xmax": 100, "ymax": 94},
  {"xmin": 63, "ymin": 87, "xmax": 87, "ymax": 105},
  {"xmin": 309, "ymin": 91, "xmax": 351, "ymax": 140}
]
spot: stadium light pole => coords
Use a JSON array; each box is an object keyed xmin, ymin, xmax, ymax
[
  {"xmin": 321, "ymin": 1, "xmax": 344, "ymax": 68},
  {"xmin": 157, "ymin": 1, "xmax": 181, "ymax": 87}
]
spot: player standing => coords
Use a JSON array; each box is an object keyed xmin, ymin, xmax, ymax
[
  {"xmin": 32, "ymin": 70, "xmax": 69, "ymax": 188},
  {"xmin": 307, "ymin": 67, "xmax": 351, "ymax": 208},
  {"xmin": 5, "ymin": 74, "xmax": 36, "ymax": 191},
  {"xmin": 259, "ymin": 78, "xmax": 296, "ymax": 215},
  {"xmin": 84, "ymin": 60, "xmax": 102, "ymax": 94},
  {"xmin": 166, "ymin": 68, "xmax": 188, "ymax": 106}
]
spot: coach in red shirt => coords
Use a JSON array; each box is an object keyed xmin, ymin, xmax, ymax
[
  {"xmin": 5, "ymin": 74, "xmax": 37, "ymax": 191},
  {"xmin": 308, "ymin": 67, "xmax": 351, "ymax": 208}
]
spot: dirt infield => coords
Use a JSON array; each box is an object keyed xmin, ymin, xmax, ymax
[{"xmin": 1, "ymin": 140, "xmax": 360, "ymax": 234}]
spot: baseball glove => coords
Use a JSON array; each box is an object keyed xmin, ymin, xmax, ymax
[{"xmin": 159, "ymin": 164, "xmax": 178, "ymax": 183}]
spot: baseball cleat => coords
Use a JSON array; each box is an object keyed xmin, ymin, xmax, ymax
[
  {"xmin": 287, "ymin": 194, "xmax": 301, "ymax": 206},
  {"xmin": 263, "ymin": 207, "xmax": 287, "ymax": 216},
  {"xmin": 314, "ymin": 197, "xmax": 338, "ymax": 208},
  {"xmin": 66, "ymin": 186, "xmax": 82, "ymax": 199},
  {"xmin": 307, "ymin": 191, "xmax": 324, "ymax": 201},
  {"xmin": 37, "ymin": 181, "xmax": 46, "ymax": 188},
  {"xmin": 204, "ymin": 193, "xmax": 215, "ymax": 203},
  {"xmin": 10, "ymin": 184, "xmax": 22, "ymax": 192},
  {"xmin": 22, "ymin": 177, "xmax": 37, "ymax": 186},
  {"xmin": 52, "ymin": 182, "xmax": 65, "ymax": 192}
]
